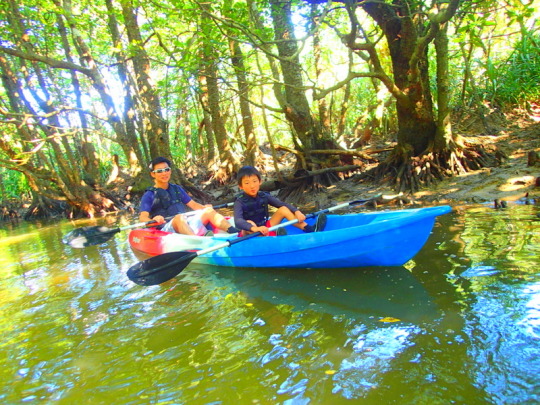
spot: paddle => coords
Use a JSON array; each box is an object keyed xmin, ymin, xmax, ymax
[
  {"xmin": 62, "ymin": 202, "xmax": 234, "ymax": 248},
  {"xmin": 127, "ymin": 197, "xmax": 378, "ymax": 286}
]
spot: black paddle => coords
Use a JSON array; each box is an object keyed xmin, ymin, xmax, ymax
[
  {"xmin": 62, "ymin": 202, "xmax": 234, "ymax": 248},
  {"xmin": 127, "ymin": 198, "xmax": 378, "ymax": 286}
]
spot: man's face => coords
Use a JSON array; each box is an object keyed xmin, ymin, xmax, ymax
[{"xmin": 151, "ymin": 162, "xmax": 172, "ymax": 182}]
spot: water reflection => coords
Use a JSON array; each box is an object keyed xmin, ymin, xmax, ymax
[
  {"xmin": 443, "ymin": 205, "xmax": 540, "ymax": 404},
  {"xmin": 181, "ymin": 264, "xmax": 440, "ymax": 324},
  {"xmin": 464, "ymin": 285, "xmax": 540, "ymax": 404},
  {"xmin": 0, "ymin": 204, "xmax": 538, "ymax": 403},
  {"xmin": 167, "ymin": 264, "xmax": 439, "ymax": 402}
]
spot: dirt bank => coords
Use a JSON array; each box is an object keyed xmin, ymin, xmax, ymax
[{"xmin": 321, "ymin": 114, "xmax": 540, "ymax": 210}]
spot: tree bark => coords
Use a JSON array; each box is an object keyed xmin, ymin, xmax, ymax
[
  {"xmin": 0, "ymin": 0, "xmax": 144, "ymax": 216},
  {"xmin": 434, "ymin": 22, "xmax": 453, "ymax": 149},
  {"xmin": 197, "ymin": 73, "xmax": 216, "ymax": 164},
  {"xmin": 55, "ymin": 10, "xmax": 101, "ymax": 184},
  {"xmin": 247, "ymin": 0, "xmax": 287, "ymax": 108},
  {"xmin": 199, "ymin": 5, "xmax": 239, "ymax": 180},
  {"xmin": 54, "ymin": 0, "xmax": 140, "ymax": 172},
  {"xmin": 104, "ymin": 0, "xmax": 145, "ymax": 168},
  {"xmin": 204, "ymin": 58, "xmax": 240, "ymax": 179},
  {"xmin": 311, "ymin": 5, "xmax": 331, "ymax": 135},
  {"xmin": 229, "ymin": 39, "xmax": 259, "ymax": 166},
  {"xmin": 120, "ymin": 0, "xmax": 170, "ymax": 160},
  {"xmin": 269, "ymin": 0, "xmax": 321, "ymax": 151}
]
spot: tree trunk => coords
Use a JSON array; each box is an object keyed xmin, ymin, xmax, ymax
[
  {"xmin": 197, "ymin": 73, "xmax": 216, "ymax": 164},
  {"xmin": 257, "ymin": 75, "xmax": 283, "ymax": 180},
  {"xmin": 336, "ymin": 51, "xmax": 352, "ymax": 141},
  {"xmin": 373, "ymin": 14, "xmax": 434, "ymax": 154},
  {"xmin": 0, "ymin": 2, "xmax": 126, "ymax": 217},
  {"xmin": 434, "ymin": 22, "xmax": 453, "ymax": 149},
  {"xmin": 312, "ymin": 5, "xmax": 331, "ymax": 135},
  {"xmin": 247, "ymin": 0, "xmax": 287, "ymax": 108},
  {"xmin": 199, "ymin": 7, "xmax": 239, "ymax": 181},
  {"xmin": 175, "ymin": 106, "xmax": 194, "ymax": 172},
  {"xmin": 55, "ymin": 0, "xmax": 140, "ymax": 173},
  {"xmin": 104, "ymin": 0, "xmax": 145, "ymax": 167},
  {"xmin": 120, "ymin": 0, "xmax": 170, "ymax": 161},
  {"xmin": 348, "ymin": 0, "xmax": 489, "ymax": 191},
  {"xmin": 360, "ymin": 0, "xmax": 460, "ymax": 157},
  {"xmin": 204, "ymin": 58, "xmax": 240, "ymax": 180},
  {"xmin": 55, "ymin": 11, "xmax": 101, "ymax": 184},
  {"xmin": 269, "ymin": 0, "xmax": 321, "ymax": 151},
  {"xmin": 229, "ymin": 39, "xmax": 259, "ymax": 166}
]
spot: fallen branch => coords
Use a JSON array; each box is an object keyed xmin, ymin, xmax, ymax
[
  {"xmin": 261, "ymin": 165, "xmax": 362, "ymax": 191},
  {"xmin": 275, "ymin": 145, "xmax": 391, "ymax": 163},
  {"xmin": 308, "ymin": 149, "xmax": 378, "ymax": 162}
]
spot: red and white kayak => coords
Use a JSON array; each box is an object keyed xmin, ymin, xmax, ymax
[{"xmin": 128, "ymin": 205, "xmax": 452, "ymax": 269}]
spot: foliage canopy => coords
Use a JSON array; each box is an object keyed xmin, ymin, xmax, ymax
[{"xmin": 0, "ymin": 0, "xmax": 538, "ymax": 217}]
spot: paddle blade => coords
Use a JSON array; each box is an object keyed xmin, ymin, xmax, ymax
[
  {"xmin": 62, "ymin": 226, "xmax": 117, "ymax": 248},
  {"xmin": 126, "ymin": 251, "xmax": 198, "ymax": 286}
]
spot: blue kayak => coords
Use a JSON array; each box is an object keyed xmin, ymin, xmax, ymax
[{"xmin": 128, "ymin": 205, "xmax": 452, "ymax": 269}]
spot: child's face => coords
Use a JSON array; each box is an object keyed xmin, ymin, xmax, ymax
[{"xmin": 239, "ymin": 174, "xmax": 261, "ymax": 197}]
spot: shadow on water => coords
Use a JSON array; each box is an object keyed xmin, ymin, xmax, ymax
[
  {"xmin": 179, "ymin": 264, "xmax": 440, "ymax": 325},
  {"xmin": 113, "ymin": 259, "xmax": 442, "ymax": 403}
]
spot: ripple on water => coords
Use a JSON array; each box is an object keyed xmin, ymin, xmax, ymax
[
  {"xmin": 465, "ymin": 284, "xmax": 540, "ymax": 404},
  {"xmin": 0, "ymin": 205, "xmax": 539, "ymax": 403},
  {"xmin": 331, "ymin": 325, "xmax": 421, "ymax": 399}
]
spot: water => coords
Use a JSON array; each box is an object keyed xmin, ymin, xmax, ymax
[{"xmin": 0, "ymin": 204, "xmax": 539, "ymax": 404}]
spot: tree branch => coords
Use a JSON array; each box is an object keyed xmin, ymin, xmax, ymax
[{"xmin": 0, "ymin": 46, "xmax": 94, "ymax": 77}]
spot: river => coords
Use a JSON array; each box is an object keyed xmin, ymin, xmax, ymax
[{"xmin": 0, "ymin": 203, "xmax": 539, "ymax": 404}]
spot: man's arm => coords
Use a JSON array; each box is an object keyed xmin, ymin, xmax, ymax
[
  {"xmin": 186, "ymin": 199, "xmax": 206, "ymax": 211},
  {"xmin": 139, "ymin": 210, "xmax": 151, "ymax": 222},
  {"xmin": 139, "ymin": 191, "xmax": 157, "ymax": 222}
]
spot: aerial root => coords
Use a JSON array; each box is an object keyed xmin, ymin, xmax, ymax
[{"xmin": 356, "ymin": 143, "xmax": 495, "ymax": 193}]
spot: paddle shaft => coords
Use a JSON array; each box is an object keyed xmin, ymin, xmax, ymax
[
  {"xmin": 192, "ymin": 200, "xmax": 366, "ymax": 257},
  {"xmin": 63, "ymin": 202, "xmax": 234, "ymax": 248},
  {"xmin": 94, "ymin": 202, "xmax": 232, "ymax": 235}
]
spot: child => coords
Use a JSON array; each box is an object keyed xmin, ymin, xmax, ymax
[{"xmin": 233, "ymin": 166, "xmax": 326, "ymax": 236}]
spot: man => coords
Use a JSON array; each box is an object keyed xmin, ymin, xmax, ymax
[{"xmin": 139, "ymin": 157, "xmax": 238, "ymax": 235}]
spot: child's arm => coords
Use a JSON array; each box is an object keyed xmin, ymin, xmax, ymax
[{"xmin": 267, "ymin": 194, "xmax": 298, "ymax": 213}]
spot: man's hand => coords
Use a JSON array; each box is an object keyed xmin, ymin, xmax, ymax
[{"xmin": 152, "ymin": 215, "xmax": 166, "ymax": 224}]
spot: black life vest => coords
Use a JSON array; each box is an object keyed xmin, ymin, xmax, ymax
[
  {"xmin": 147, "ymin": 184, "xmax": 188, "ymax": 218},
  {"xmin": 237, "ymin": 191, "xmax": 269, "ymax": 226}
]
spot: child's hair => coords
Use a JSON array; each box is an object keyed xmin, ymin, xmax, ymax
[{"xmin": 237, "ymin": 165, "xmax": 261, "ymax": 185}]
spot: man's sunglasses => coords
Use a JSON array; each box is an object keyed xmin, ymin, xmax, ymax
[{"xmin": 152, "ymin": 167, "xmax": 171, "ymax": 173}]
